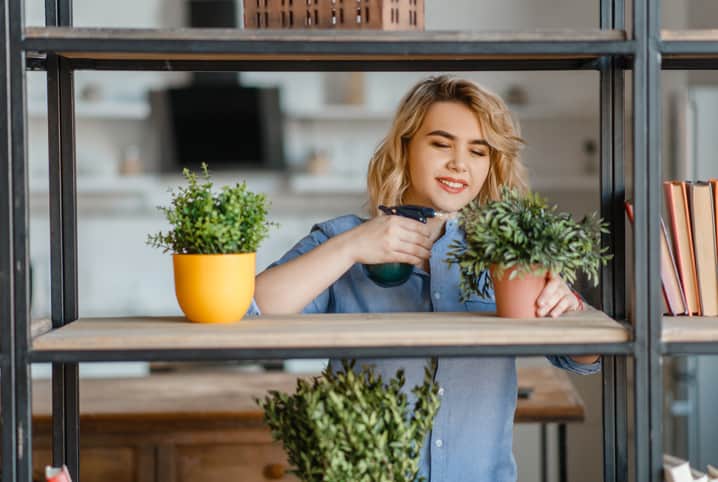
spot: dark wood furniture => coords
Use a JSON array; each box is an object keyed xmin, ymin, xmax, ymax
[{"xmin": 28, "ymin": 366, "xmax": 584, "ymax": 481}]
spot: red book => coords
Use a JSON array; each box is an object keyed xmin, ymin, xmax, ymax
[
  {"xmin": 711, "ymin": 179, "xmax": 718, "ymax": 251},
  {"xmin": 625, "ymin": 201, "xmax": 688, "ymax": 315}
]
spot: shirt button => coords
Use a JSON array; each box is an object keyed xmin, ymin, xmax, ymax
[
  {"xmin": 435, "ymin": 439, "xmax": 443, "ymax": 448},
  {"xmin": 433, "ymin": 291, "xmax": 441, "ymax": 300},
  {"xmin": 438, "ymin": 387, "xmax": 445, "ymax": 397}
]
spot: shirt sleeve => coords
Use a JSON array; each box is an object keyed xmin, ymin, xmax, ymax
[
  {"xmin": 540, "ymin": 283, "xmax": 600, "ymax": 374},
  {"xmin": 545, "ymin": 355, "xmax": 601, "ymax": 375},
  {"xmin": 250, "ymin": 224, "xmax": 333, "ymax": 315}
]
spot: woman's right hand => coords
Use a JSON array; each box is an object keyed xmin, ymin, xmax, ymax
[{"xmin": 345, "ymin": 214, "xmax": 433, "ymax": 267}]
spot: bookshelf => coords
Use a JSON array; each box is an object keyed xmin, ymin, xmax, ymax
[{"xmin": 0, "ymin": 1, "xmax": 675, "ymax": 482}]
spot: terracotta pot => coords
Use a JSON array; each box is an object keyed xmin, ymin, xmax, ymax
[
  {"xmin": 173, "ymin": 252, "xmax": 255, "ymax": 323},
  {"xmin": 490, "ymin": 264, "xmax": 549, "ymax": 318}
]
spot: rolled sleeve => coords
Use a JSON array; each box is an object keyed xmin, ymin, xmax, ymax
[
  {"xmin": 546, "ymin": 355, "xmax": 602, "ymax": 375},
  {"xmin": 245, "ymin": 298, "xmax": 262, "ymax": 317}
]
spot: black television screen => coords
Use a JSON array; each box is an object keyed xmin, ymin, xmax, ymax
[{"xmin": 152, "ymin": 85, "xmax": 284, "ymax": 171}]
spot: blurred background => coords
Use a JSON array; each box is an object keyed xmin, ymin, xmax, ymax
[{"xmin": 20, "ymin": 0, "xmax": 718, "ymax": 480}]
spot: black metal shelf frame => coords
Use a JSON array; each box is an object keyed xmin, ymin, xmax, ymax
[
  {"xmin": 28, "ymin": 341, "xmax": 637, "ymax": 364},
  {"xmin": 661, "ymin": 39, "xmax": 718, "ymax": 69},
  {"xmin": 19, "ymin": 28, "xmax": 637, "ymax": 71},
  {"xmin": 663, "ymin": 343, "xmax": 718, "ymax": 355},
  {"xmin": 0, "ymin": 0, "xmax": 678, "ymax": 480}
]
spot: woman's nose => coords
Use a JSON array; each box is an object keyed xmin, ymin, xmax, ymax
[{"xmin": 446, "ymin": 150, "xmax": 469, "ymax": 172}]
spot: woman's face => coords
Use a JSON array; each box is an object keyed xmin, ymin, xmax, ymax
[{"xmin": 403, "ymin": 101, "xmax": 491, "ymax": 214}]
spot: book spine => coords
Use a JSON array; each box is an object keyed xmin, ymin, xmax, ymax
[{"xmin": 664, "ymin": 181, "xmax": 700, "ymax": 315}]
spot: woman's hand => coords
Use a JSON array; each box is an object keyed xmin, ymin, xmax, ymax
[
  {"xmin": 347, "ymin": 214, "xmax": 433, "ymax": 267},
  {"xmin": 537, "ymin": 272, "xmax": 598, "ymax": 365},
  {"xmin": 536, "ymin": 272, "xmax": 583, "ymax": 318}
]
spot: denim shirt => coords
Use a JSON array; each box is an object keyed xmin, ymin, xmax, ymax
[{"xmin": 249, "ymin": 214, "xmax": 600, "ymax": 482}]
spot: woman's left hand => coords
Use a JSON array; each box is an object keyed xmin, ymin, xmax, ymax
[{"xmin": 536, "ymin": 272, "xmax": 583, "ymax": 318}]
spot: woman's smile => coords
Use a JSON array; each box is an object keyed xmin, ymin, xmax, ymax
[{"xmin": 436, "ymin": 176, "xmax": 468, "ymax": 194}]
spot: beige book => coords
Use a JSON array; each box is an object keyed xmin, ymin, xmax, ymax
[
  {"xmin": 665, "ymin": 182, "xmax": 701, "ymax": 314},
  {"xmin": 687, "ymin": 182, "xmax": 718, "ymax": 317}
]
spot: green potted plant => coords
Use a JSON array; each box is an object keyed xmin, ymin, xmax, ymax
[
  {"xmin": 447, "ymin": 186, "xmax": 611, "ymax": 318},
  {"xmin": 147, "ymin": 163, "xmax": 274, "ymax": 323},
  {"xmin": 257, "ymin": 359, "xmax": 441, "ymax": 482}
]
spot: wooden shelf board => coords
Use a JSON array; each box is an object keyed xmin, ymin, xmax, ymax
[
  {"xmin": 23, "ymin": 27, "xmax": 629, "ymax": 62},
  {"xmin": 662, "ymin": 29, "xmax": 718, "ymax": 42},
  {"xmin": 26, "ymin": 27, "xmax": 627, "ymax": 43},
  {"xmin": 662, "ymin": 316, "xmax": 718, "ymax": 343},
  {"xmin": 32, "ymin": 311, "xmax": 628, "ymax": 353},
  {"xmin": 661, "ymin": 30, "xmax": 718, "ymax": 65}
]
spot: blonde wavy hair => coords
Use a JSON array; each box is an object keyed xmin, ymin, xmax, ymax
[{"xmin": 367, "ymin": 75, "xmax": 528, "ymax": 215}]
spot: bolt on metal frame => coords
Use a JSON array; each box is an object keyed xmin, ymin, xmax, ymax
[{"xmin": 0, "ymin": 0, "xmax": 678, "ymax": 480}]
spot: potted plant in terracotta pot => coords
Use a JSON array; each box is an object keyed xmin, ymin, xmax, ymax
[
  {"xmin": 447, "ymin": 186, "xmax": 611, "ymax": 318},
  {"xmin": 147, "ymin": 163, "xmax": 274, "ymax": 323},
  {"xmin": 258, "ymin": 360, "xmax": 441, "ymax": 482}
]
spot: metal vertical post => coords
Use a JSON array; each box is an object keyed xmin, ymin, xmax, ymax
[
  {"xmin": 600, "ymin": 0, "xmax": 628, "ymax": 480},
  {"xmin": 646, "ymin": 0, "xmax": 663, "ymax": 479},
  {"xmin": 599, "ymin": 0, "xmax": 617, "ymax": 478},
  {"xmin": 46, "ymin": 0, "xmax": 81, "ymax": 477},
  {"xmin": 0, "ymin": 0, "xmax": 18, "ymax": 479},
  {"xmin": 8, "ymin": 0, "xmax": 33, "ymax": 476},
  {"xmin": 633, "ymin": 0, "xmax": 650, "ymax": 478},
  {"xmin": 634, "ymin": 0, "xmax": 663, "ymax": 479}
]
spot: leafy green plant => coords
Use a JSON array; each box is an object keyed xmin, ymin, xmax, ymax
[
  {"xmin": 147, "ymin": 163, "xmax": 275, "ymax": 254},
  {"xmin": 257, "ymin": 359, "xmax": 441, "ymax": 482},
  {"xmin": 447, "ymin": 186, "xmax": 612, "ymax": 300}
]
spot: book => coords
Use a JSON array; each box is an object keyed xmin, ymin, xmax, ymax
[
  {"xmin": 710, "ymin": 179, "xmax": 718, "ymax": 251},
  {"xmin": 661, "ymin": 218, "xmax": 689, "ymax": 315},
  {"xmin": 665, "ymin": 181, "xmax": 701, "ymax": 315},
  {"xmin": 687, "ymin": 181, "xmax": 718, "ymax": 317},
  {"xmin": 625, "ymin": 201, "xmax": 688, "ymax": 315},
  {"xmin": 45, "ymin": 466, "xmax": 72, "ymax": 482},
  {"xmin": 664, "ymin": 454, "xmax": 711, "ymax": 482}
]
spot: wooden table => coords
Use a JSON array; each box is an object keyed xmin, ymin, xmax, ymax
[
  {"xmin": 29, "ymin": 366, "xmax": 585, "ymax": 482},
  {"xmin": 515, "ymin": 367, "xmax": 586, "ymax": 482}
]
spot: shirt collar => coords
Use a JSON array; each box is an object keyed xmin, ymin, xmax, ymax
[{"xmin": 445, "ymin": 218, "xmax": 460, "ymax": 233}]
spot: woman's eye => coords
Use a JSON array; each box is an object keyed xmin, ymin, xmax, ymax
[
  {"xmin": 471, "ymin": 151, "xmax": 487, "ymax": 157},
  {"xmin": 432, "ymin": 142, "xmax": 449, "ymax": 149}
]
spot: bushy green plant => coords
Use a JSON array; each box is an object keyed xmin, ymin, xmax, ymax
[
  {"xmin": 257, "ymin": 359, "xmax": 441, "ymax": 482},
  {"xmin": 147, "ymin": 163, "xmax": 275, "ymax": 254},
  {"xmin": 447, "ymin": 186, "xmax": 612, "ymax": 300}
]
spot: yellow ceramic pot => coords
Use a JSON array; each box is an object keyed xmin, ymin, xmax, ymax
[{"xmin": 173, "ymin": 253, "xmax": 255, "ymax": 323}]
